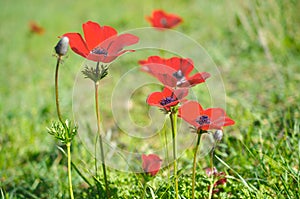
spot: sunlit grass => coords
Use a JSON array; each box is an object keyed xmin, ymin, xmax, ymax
[{"xmin": 0, "ymin": 0, "xmax": 299, "ymax": 198}]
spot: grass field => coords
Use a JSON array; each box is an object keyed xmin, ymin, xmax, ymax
[{"xmin": 0, "ymin": 0, "xmax": 300, "ymax": 198}]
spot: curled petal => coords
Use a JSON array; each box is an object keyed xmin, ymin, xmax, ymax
[
  {"xmin": 183, "ymin": 72, "xmax": 211, "ymax": 87},
  {"xmin": 104, "ymin": 34, "xmax": 139, "ymax": 54}
]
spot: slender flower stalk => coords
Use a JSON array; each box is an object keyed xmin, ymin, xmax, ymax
[
  {"xmin": 54, "ymin": 37, "xmax": 69, "ymax": 123},
  {"xmin": 191, "ymin": 131, "xmax": 202, "ymax": 199},
  {"xmin": 53, "ymin": 37, "xmax": 75, "ymax": 199},
  {"xmin": 163, "ymin": 122, "xmax": 170, "ymax": 178},
  {"xmin": 54, "ymin": 55, "xmax": 63, "ymax": 124},
  {"xmin": 66, "ymin": 142, "xmax": 74, "ymax": 199},
  {"xmin": 169, "ymin": 109, "xmax": 178, "ymax": 199},
  {"xmin": 94, "ymin": 62, "xmax": 109, "ymax": 198}
]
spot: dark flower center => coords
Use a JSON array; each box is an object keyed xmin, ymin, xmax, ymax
[
  {"xmin": 173, "ymin": 70, "xmax": 184, "ymax": 80},
  {"xmin": 160, "ymin": 96, "xmax": 176, "ymax": 106},
  {"xmin": 91, "ymin": 47, "xmax": 108, "ymax": 56},
  {"xmin": 196, "ymin": 115, "xmax": 210, "ymax": 126},
  {"xmin": 173, "ymin": 70, "xmax": 187, "ymax": 86},
  {"xmin": 160, "ymin": 18, "xmax": 167, "ymax": 26}
]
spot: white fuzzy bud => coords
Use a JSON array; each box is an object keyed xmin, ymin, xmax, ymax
[
  {"xmin": 213, "ymin": 130, "xmax": 223, "ymax": 142},
  {"xmin": 55, "ymin": 37, "xmax": 69, "ymax": 56}
]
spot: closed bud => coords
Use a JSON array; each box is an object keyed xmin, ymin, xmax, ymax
[
  {"xmin": 55, "ymin": 36, "xmax": 69, "ymax": 56},
  {"xmin": 213, "ymin": 130, "xmax": 223, "ymax": 142}
]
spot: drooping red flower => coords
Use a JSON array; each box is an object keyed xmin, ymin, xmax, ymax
[
  {"xmin": 29, "ymin": 21, "xmax": 45, "ymax": 35},
  {"xmin": 139, "ymin": 56, "xmax": 210, "ymax": 88},
  {"xmin": 146, "ymin": 10, "xmax": 182, "ymax": 29},
  {"xmin": 178, "ymin": 101, "xmax": 235, "ymax": 131},
  {"xmin": 147, "ymin": 87, "xmax": 188, "ymax": 111},
  {"xmin": 142, "ymin": 154, "xmax": 162, "ymax": 176},
  {"xmin": 63, "ymin": 21, "xmax": 139, "ymax": 63}
]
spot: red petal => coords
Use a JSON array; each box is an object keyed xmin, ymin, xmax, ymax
[
  {"xmin": 203, "ymin": 108, "xmax": 234, "ymax": 129},
  {"xmin": 203, "ymin": 108, "xmax": 226, "ymax": 129},
  {"xmin": 148, "ymin": 160, "xmax": 162, "ymax": 176},
  {"xmin": 178, "ymin": 101, "xmax": 204, "ymax": 124},
  {"xmin": 166, "ymin": 57, "xmax": 181, "ymax": 71},
  {"xmin": 165, "ymin": 14, "xmax": 182, "ymax": 28},
  {"xmin": 185, "ymin": 72, "xmax": 211, "ymax": 87},
  {"xmin": 146, "ymin": 15, "xmax": 155, "ymax": 27},
  {"xmin": 224, "ymin": 117, "xmax": 235, "ymax": 126},
  {"xmin": 156, "ymin": 73, "xmax": 177, "ymax": 87},
  {"xmin": 173, "ymin": 88, "xmax": 189, "ymax": 100},
  {"xmin": 180, "ymin": 58, "xmax": 194, "ymax": 76},
  {"xmin": 82, "ymin": 21, "xmax": 117, "ymax": 50},
  {"xmin": 63, "ymin": 33, "xmax": 89, "ymax": 58},
  {"xmin": 142, "ymin": 154, "xmax": 162, "ymax": 176},
  {"xmin": 161, "ymin": 87, "xmax": 173, "ymax": 96},
  {"xmin": 146, "ymin": 91, "xmax": 165, "ymax": 107},
  {"xmin": 100, "ymin": 33, "xmax": 139, "ymax": 55},
  {"xmin": 139, "ymin": 56, "xmax": 165, "ymax": 65},
  {"xmin": 150, "ymin": 10, "xmax": 165, "ymax": 28},
  {"xmin": 140, "ymin": 63, "xmax": 178, "ymax": 87}
]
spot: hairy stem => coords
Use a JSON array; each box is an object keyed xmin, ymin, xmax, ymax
[
  {"xmin": 169, "ymin": 111, "xmax": 178, "ymax": 199},
  {"xmin": 66, "ymin": 142, "xmax": 74, "ymax": 199},
  {"xmin": 55, "ymin": 56, "xmax": 64, "ymax": 124},
  {"xmin": 55, "ymin": 56, "xmax": 74, "ymax": 198},
  {"xmin": 94, "ymin": 77, "xmax": 109, "ymax": 198},
  {"xmin": 192, "ymin": 133, "xmax": 201, "ymax": 199},
  {"xmin": 163, "ymin": 121, "xmax": 170, "ymax": 178}
]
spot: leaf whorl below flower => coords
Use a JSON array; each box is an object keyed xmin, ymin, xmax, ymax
[
  {"xmin": 81, "ymin": 64, "xmax": 109, "ymax": 83},
  {"xmin": 47, "ymin": 120, "xmax": 78, "ymax": 144}
]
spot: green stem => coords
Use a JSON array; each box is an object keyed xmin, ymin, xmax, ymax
[
  {"xmin": 169, "ymin": 111, "xmax": 178, "ymax": 199},
  {"xmin": 55, "ymin": 55, "xmax": 74, "ymax": 198},
  {"xmin": 191, "ymin": 132, "xmax": 201, "ymax": 199},
  {"xmin": 94, "ymin": 80, "xmax": 110, "ymax": 199},
  {"xmin": 55, "ymin": 55, "xmax": 64, "ymax": 124},
  {"xmin": 94, "ymin": 134, "xmax": 98, "ymax": 178},
  {"xmin": 208, "ymin": 148, "xmax": 215, "ymax": 199},
  {"xmin": 66, "ymin": 142, "xmax": 74, "ymax": 199},
  {"xmin": 163, "ymin": 121, "xmax": 170, "ymax": 178}
]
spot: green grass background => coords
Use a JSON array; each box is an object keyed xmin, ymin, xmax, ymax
[{"xmin": 0, "ymin": 0, "xmax": 299, "ymax": 198}]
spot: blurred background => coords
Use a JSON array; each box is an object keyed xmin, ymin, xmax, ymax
[{"xmin": 0, "ymin": 0, "xmax": 299, "ymax": 198}]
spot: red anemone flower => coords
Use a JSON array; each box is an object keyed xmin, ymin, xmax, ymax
[
  {"xmin": 139, "ymin": 56, "xmax": 210, "ymax": 88},
  {"xmin": 142, "ymin": 154, "xmax": 162, "ymax": 176},
  {"xmin": 147, "ymin": 10, "xmax": 182, "ymax": 29},
  {"xmin": 147, "ymin": 87, "xmax": 188, "ymax": 111},
  {"xmin": 63, "ymin": 21, "xmax": 139, "ymax": 63},
  {"xmin": 29, "ymin": 21, "xmax": 45, "ymax": 35},
  {"xmin": 178, "ymin": 101, "xmax": 235, "ymax": 131}
]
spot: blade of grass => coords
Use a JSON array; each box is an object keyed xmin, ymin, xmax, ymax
[{"xmin": 215, "ymin": 155, "xmax": 257, "ymax": 192}]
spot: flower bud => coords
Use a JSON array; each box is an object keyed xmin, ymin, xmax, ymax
[
  {"xmin": 55, "ymin": 36, "xmax": 69, "ymax": 56},
  {"xmin": 213, "ymin": 130, "xmax": 223, "ymax": 142}
]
